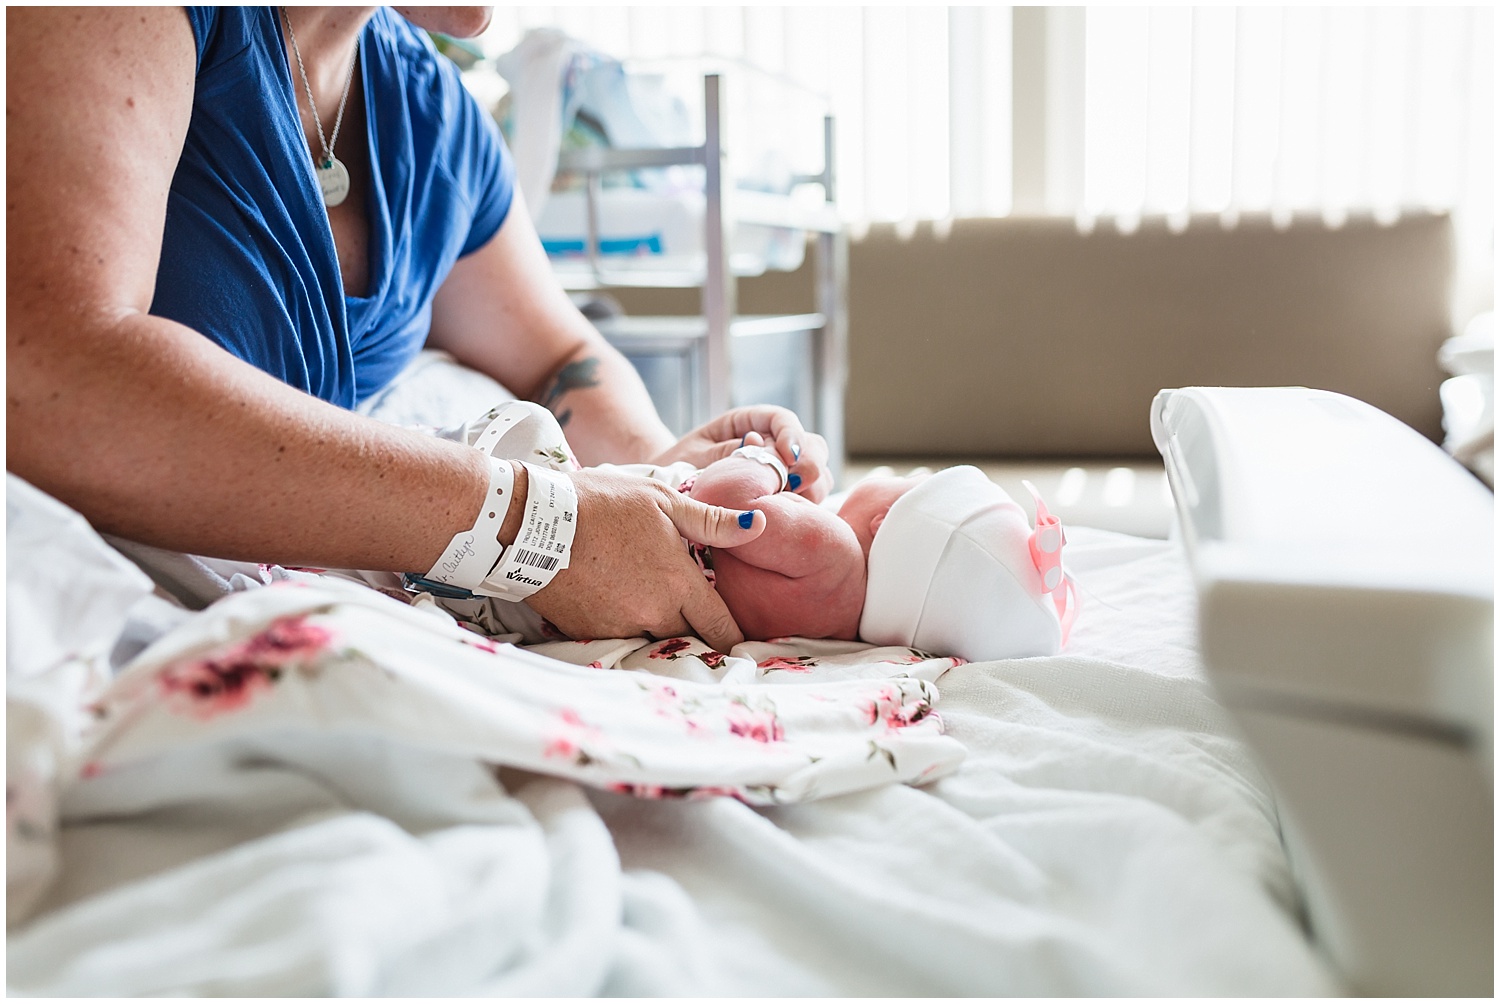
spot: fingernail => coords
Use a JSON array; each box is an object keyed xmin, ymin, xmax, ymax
[
  {"xmin": 738, "ymin": 511, "xmax": 756, "ymax": 529},
  {"xmin": 787, "ymin": 473, "xmax": 802, "ymax": 491},
  {"xmin": 739, "ymin": 434, "xmax": 748, "ymax": 448},
  {"xmin": 791, "ymin": 442, "xmax": 802, "ymax": 462}
]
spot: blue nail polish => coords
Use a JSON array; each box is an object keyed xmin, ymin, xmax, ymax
[
  {"xmin": 788, "ymin": 473, "xmax": 802, "ymax": 491},
  {"xmin": 738, "ymin": 511, "xmax": 755, "ymax": 529},
  {"xmin": 739, "ymin": 434, "xmax": 748, "ymax": 448},
  {"xmin": 791, "ymin": 442, "xmax": 802, "ymax": 462}
]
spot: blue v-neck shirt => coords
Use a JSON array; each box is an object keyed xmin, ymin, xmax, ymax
[{"xmin": 153, "ymin": 7, "xmax": 514, "ymax": 407}]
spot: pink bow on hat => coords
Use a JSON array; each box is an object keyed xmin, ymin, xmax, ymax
[{"xmin": 1023, "ymin": 481, "xmax": 1077, "ymax": 646}]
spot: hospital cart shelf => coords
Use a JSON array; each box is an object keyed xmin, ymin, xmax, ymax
[
  {"xmin": 549, "ymin": 71, "xmax": 848, "ymax": 484},
  {"xmin": 594, "ymin": 314, "xmax": 828, "ymax": 341}
]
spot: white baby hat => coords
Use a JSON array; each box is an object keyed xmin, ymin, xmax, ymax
[{"xmin": 858, "ymin": 466, "xmax": 1064, "ymax": 662}]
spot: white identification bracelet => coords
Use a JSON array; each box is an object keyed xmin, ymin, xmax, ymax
[
  {"xmin": 470, "ymin": 401, "xmax": 531, "ymax": 456},
  {"xmin": 422, "ymin": 455, "xmax": 516, "ymax": 591},
  {"xmin": 475, "ymin": 463, "xmax": 577, "ymax": 601},
  {"xmin": 731, "ymin": 444, "xmax": 789, "ymax": 491}
]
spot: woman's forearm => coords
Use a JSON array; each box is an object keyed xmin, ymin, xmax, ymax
[
  {"xmin": 8, "ymin": 307, "xmax": 767, "ymax": 649},
  {"xmin": 7, "ymin": 308, "xmax": 494, "ymax": 573},
  {"xmin": 532, "ymin": 340, "xmax": 676, "ymax": 466}
]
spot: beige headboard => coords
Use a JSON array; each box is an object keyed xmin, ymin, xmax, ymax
[{"xmin": 615, "ymin": 212, "xmax": 1456, "ymax": 458}]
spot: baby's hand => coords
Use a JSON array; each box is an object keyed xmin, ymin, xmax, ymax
[
  {"xmin": 729, "ymin": 441, "xmax": 794, "ymax": 494},
  {"xmin": 730, "ymin": 432, "xmax": 801, "ymax": 493},
  {"xmin": 691, "ymin": 446, "xmax": 788, "ymax": 511},
  {"xmin": 651, "ymin": 406, "xmax": 831, "ymax": 502},
  {"xmin": 748, "ymin": 432, "xmax": 811, "ymax": 495}
]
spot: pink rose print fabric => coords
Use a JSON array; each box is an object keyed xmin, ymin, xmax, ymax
[
  {"xmin": 726, "ymin": 704, "xmax": 784, "ymax": 743},
  {"xmin": 156, "ymin": 615, "xmax": 332, "ymax": 720},
  {"xmin": 649, "ymin": 638, "xmax": 694, "ymax": 660},
  {"xmin": 727, "ymin": 639, "xmax": 966, "ymax": 687},
  {"xmin": 76, "ymin": 580, "xmax": 965, "ymax": 807},
  {"xmin": 758, "ymin": 655, "xmax": 816, "ymax": 673}
]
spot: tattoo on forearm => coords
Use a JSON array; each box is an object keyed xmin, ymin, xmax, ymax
[{"xmin": 541, "ymin": 356, "xmax": 601, "ymax": 428}]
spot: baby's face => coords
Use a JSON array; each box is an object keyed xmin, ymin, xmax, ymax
[{"xmin": 837, "ymin": 473, "xmax": 929, "ymax": 558}]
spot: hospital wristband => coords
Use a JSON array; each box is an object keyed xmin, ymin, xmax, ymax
[
  {"xmin": 731, "ymin": 444, "xmax": 790, "ymax": 491},
  {"xmin": 475, "ymin": 463, "xmax": 577, "ymax": 601},
  {"xmin": 470, "ymin": 400, "xmax": 531, "ymax": 456},
  {"xmin": 422, "ymin": 455, "xmax": 516, "ymax": 591}
]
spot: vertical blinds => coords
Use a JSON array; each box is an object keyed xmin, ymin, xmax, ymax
[{"xmin": 480, "ymin": 6, "xmax": 1492, "ymax": 242}]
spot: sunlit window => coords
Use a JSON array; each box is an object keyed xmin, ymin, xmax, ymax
[{"xmin": 473, "ymin": 5, "xmax": 1491, "ymax": 261}]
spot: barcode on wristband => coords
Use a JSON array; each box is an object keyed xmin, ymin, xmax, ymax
[{"xmin": 515, "ymin": 549, "xmax": 559, "ymax": 571}]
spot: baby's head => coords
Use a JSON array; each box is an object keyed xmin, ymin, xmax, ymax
[
  {"xmin": 847, "ymin": 466, "xmax": 1067, "ymax": 663},
  {"xmin": 836, "ymin": 472, "xmax": 931, "ymax": 558}
]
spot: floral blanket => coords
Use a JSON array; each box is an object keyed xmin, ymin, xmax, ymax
[{"xmin": 75, "ymin": 579, "xmax": 964, "ymax": 808}]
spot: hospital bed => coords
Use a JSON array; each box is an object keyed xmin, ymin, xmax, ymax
[{"xmin": 7, "ymin": 332, "xmax": 1491, "ymax": 993}]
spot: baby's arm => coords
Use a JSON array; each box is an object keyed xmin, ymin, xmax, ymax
[
  {"xmin": 687, "ymin": 454, "xmax": 841, "ymax": 578},
  {"xmin": 688, "ymin": 450, "xmax": 784, "ymax": 506}
]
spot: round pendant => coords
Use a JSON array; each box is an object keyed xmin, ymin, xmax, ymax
[{"xmin": 317, "ymin": 157, "xmax": 350, "ymax": 208}]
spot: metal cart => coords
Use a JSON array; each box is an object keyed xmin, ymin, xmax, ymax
[{"xmin": 549, "ymin": 72, "xmax": 847, "ymax": 483}]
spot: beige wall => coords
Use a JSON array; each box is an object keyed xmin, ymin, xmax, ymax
[{"xmin": 616, "ymin": 212, "xmax": 1455, "ymax": 458}]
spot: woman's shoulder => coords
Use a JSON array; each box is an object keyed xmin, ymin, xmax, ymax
[
  {"xmin": 182, "ymin": 6, "xmax": 270, "ymax": 73},
  {"xmin": 365, "ymin": 7, "xmax": 439, "ymax": 55},
  {"xmin": 363, "ymin": 8, "xmax": 496, "ymax": 148},
  {"xmin": 364, "ymin": 8, "xmax": 456, "ymax": 94},
  {"xmin": 364, "ymin": 11, "xmax": 515, "ymax": 250}
]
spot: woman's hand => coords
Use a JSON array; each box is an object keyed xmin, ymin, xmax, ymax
[
  {"xmin": 525, "ymin": 468, "xmax": 768, "ymax": 651},
  {"xmin": 651, "ymin": 406, "xmax": 833, "ymax": 503}
]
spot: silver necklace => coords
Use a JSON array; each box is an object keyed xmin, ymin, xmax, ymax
[{"xmin": 281, "ymin": 7, "xmax": 358, "ymax": 208}]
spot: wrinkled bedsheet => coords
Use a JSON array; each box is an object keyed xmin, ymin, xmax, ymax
[{"xmin": 5, "ymin": 473, "xmax": 1339, "ymax": 995}]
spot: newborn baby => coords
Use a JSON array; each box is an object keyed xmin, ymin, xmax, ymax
[
  {"xmin": 399, "ymin": 401, "xmax": 1073, "ymax": 662},
  {"xmin": 681, "ymin": 445, "xmax": 1073, "ymax": 661}
]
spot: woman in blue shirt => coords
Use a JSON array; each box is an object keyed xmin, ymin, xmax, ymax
[{"xmin": 7, "ymin": 6, "xmax": 830, "ymax": 650}]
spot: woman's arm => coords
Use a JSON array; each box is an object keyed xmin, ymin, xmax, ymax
[
  {"xmin": 426, "ymin": 190, "xmax": 677, "ymax": 467},
  {"xmin": 6, "ymin": 7, "xmax": 485, "ymax": 571},
  {"xmin": 5, "ymin": 7, "xmax": 763, "ymax": 650}
]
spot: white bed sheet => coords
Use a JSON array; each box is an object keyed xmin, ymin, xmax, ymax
[
  {"xmin": 583, "ymin": 527, "xmax": 1332, "ymax": 996},
  {"xmin": 5, "ymin": 470, "xmax": 1337, "ymax": 994},
  {"xmin": 6, "ymin": 356, "xmax": 1336, "ymax": 994}
]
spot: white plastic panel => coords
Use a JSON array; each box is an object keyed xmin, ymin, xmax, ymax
[
  {"xmin": 1151, "ymin": 386, "xmax": 1493, "ymax": 734},
  {"xmin": 1152, "ymin": 386, "xmax": 1494, "ymax": 997},
  {"xmin": 1233, "ymin": 708, "xmax": 1492, "ymax": 997}
]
